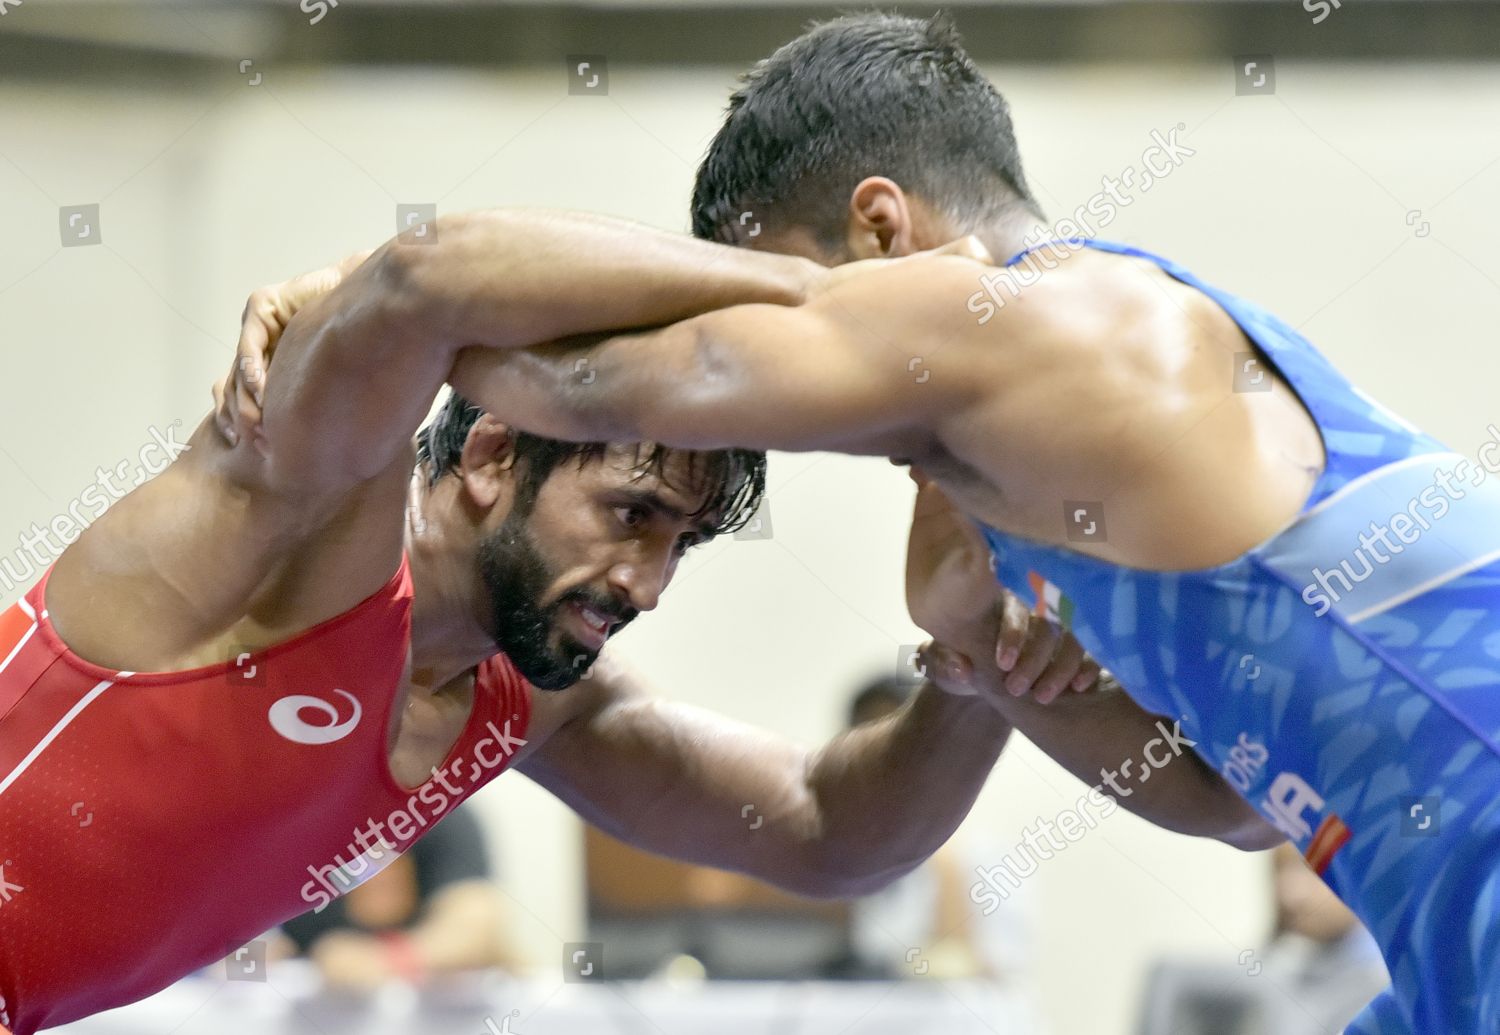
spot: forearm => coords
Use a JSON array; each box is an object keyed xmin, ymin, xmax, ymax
[
  {"xmin": 803, "ymin": 682, "xmax": 1012, "ymax": 896},
  {"xmin": 248, "ymin": 210, "xmax": 819, "ymax": 488},
  {"xmin": 387, "ymin": 209, "xmax": 820, "ymax": 352},
  {"xmin": 946, "ymin": 624, "xmax": 1280, "ymax": 849}
]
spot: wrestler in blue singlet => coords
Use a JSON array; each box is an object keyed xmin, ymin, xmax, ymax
[{"xmin": 981, "ymin": 239, "xmax": 1500, "ymax": 1034}]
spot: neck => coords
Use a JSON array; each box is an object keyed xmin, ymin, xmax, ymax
[
  {"xmin": 404, "ymin": 472, "xmax": 499, "ymax": 690},
  {"xmin": 971, "ymin": 211, "xmax": 1041, "ymax": 269}
]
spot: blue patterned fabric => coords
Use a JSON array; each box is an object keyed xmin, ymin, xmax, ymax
[{"xmin": 980, "ymin": 239, "xmax": 1500, "ymax": 1033}]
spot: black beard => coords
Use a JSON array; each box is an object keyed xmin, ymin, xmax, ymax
[{"xmin": 475, "ymin": 510, "xmax": 636, "ymax": 690}]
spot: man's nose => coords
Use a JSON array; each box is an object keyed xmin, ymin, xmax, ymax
[{"xmin": 606, "ymin": 554, "xmax": 671, "ymax": 613}]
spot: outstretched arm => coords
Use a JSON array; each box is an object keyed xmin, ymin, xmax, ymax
[
  {"xmin": 517, "ymin": 657, "xmax": 1011, "ymax": 899},
  {"xmin": 443, "ymin": 250, "xmax": 996, "ymax": 456},
  {"xmin": 511, "ymin": 475, "xmax": 1097, "ymax": 898},
  {"xmin": 227, "ymin": 209, "xmax": 821, "ymax": 493}
]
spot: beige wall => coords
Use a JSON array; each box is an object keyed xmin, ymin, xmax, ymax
[{"xmin": 2, "ymin": 57, "xmax": 1498, "ymax": 1034}]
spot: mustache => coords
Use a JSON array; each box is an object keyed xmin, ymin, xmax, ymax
[{"xmin": 558, "ymin": 588, "xmax": 638, "ymax": 631}]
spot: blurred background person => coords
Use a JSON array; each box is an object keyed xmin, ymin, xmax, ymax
[
  {"xmin": 273, "ymin": 806, "xmax": 520, "ymax": 990},
  {"xmin": 829, "ymin": 676, "xmax": 1045, "ymax": 1032},
  {"xmin": 1257, "ymin": 841, "xmax": 1389, "ymax": 1030},
  {"xmin": 834, "ymin": 676, "xmax": 1022, "ymax": 983},
  {"xmin": 1136, "ymin": 842, "xmax": 1387, "ymax": 1035}
]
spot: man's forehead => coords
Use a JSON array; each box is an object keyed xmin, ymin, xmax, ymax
[{"xmin": 594, "ymin": 444, "xmax": 723, "ymax": 522}]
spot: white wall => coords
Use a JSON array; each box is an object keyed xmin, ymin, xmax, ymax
[{"xmin": 2, "ymin": 57, "xmax": 1498, "ymax": 1034}]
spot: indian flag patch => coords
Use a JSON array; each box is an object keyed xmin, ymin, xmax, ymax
[{"xmin": 1027, "ymin": 571, "xmax": 1075, "ymax": 628}]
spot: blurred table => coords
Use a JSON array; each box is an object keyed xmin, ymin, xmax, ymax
[{"xmin": 53, "ymin": 965, "xmax": 1038, "ymax": 1035}]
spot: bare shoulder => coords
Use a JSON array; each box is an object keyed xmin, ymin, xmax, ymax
[
  {"xmin": 45, "ymin": 413, "xmax": 410, "ymax": 672},
  {"xmin": 925, "ymin": 247, "xmax": 1321, "ymax": 569}
]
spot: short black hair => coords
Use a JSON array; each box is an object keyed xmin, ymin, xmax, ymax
[
  {"xmin": 692, "ymin": 11, "xmax": 1041, "ymax": 249},
  {"xmin": 415, "ymin": 390, "xmax": 767, "ymax": 537}
]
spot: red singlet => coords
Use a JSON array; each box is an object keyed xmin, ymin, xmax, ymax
[{"xmin": 0, "ymin": 557, "xmax": 531, "ymax": 1033}]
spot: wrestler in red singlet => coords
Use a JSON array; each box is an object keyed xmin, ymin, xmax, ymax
[{"xmin": 0, "ymin": 558, "xmax": 530, "ymax": 1035}]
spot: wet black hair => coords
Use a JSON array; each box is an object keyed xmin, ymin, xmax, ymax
[{"xmin": 415, "ymin": 390, "xmax": 767, "ymax": 537}]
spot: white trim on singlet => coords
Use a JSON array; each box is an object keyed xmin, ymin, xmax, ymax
[
  {"xmin": 0, "ymin": 672, "xmax": 132, "ymax": 797},
  {"xmin": 0, "ymin": 605, "xmax": 38, "ymax": 678},
  {"xmin": 1348, "ymin": 544, "xmax": 1500, "ymax": 624},
  {"xmin": 1300, "ymin": 452, "xmax": 1443, "ymax": 520}
]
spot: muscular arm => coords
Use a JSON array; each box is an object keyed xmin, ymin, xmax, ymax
[
  {"xmin": 517, "ymin": 661, "xmax": 1012, "ymax": 899},
  {"xmin": 942, "ymin": 621, "xmax": 1284, "ymax": 852},
  {"xmin": 904, "ymin": 476, "xmax": 1283, "ymax": 853},
  {"xmin": 445, "ymin": 253, "xmax": 994, "ymax": 456},
  {"xmin": 245, "ymin": 209, "xmax": 820, "ymax": 493}
]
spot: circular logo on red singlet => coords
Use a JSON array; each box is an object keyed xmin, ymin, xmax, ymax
[{"xmin": 268, "ymin": 689, "xmax": 363, "ymax": 746}]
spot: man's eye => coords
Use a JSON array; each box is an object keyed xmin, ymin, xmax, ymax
[{"xmin": 615, "ymin": 505, "xmax": 648, "ymax": 529}]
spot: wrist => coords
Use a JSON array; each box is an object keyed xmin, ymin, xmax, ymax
[{"xmin": 916, "ymin": 678, "xmax": 1011, "ymax": 738}]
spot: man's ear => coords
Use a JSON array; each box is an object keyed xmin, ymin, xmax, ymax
[
  {"xmin": 845, "ymin": 177, "xmax": 917, "ymax": 259},
  {"xmin": 457, "ymin": 414, "xmax": 518, "ymax": 510}
]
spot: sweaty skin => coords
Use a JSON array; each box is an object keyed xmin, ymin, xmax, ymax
[
  {"xmin": 439, "ymin": 229, "xmax": 1307, "ymax": 850},
  {"xmin": 454, "ymin": 244, "xmax": 1324, "ymax": 575},
  {"xmin": 37, "ymin": 208, "xmax": 1043, "ymax": 900},
  {"xmin": 222, "ymin": 208, "xmax": 1281, "ymax": 850}
]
